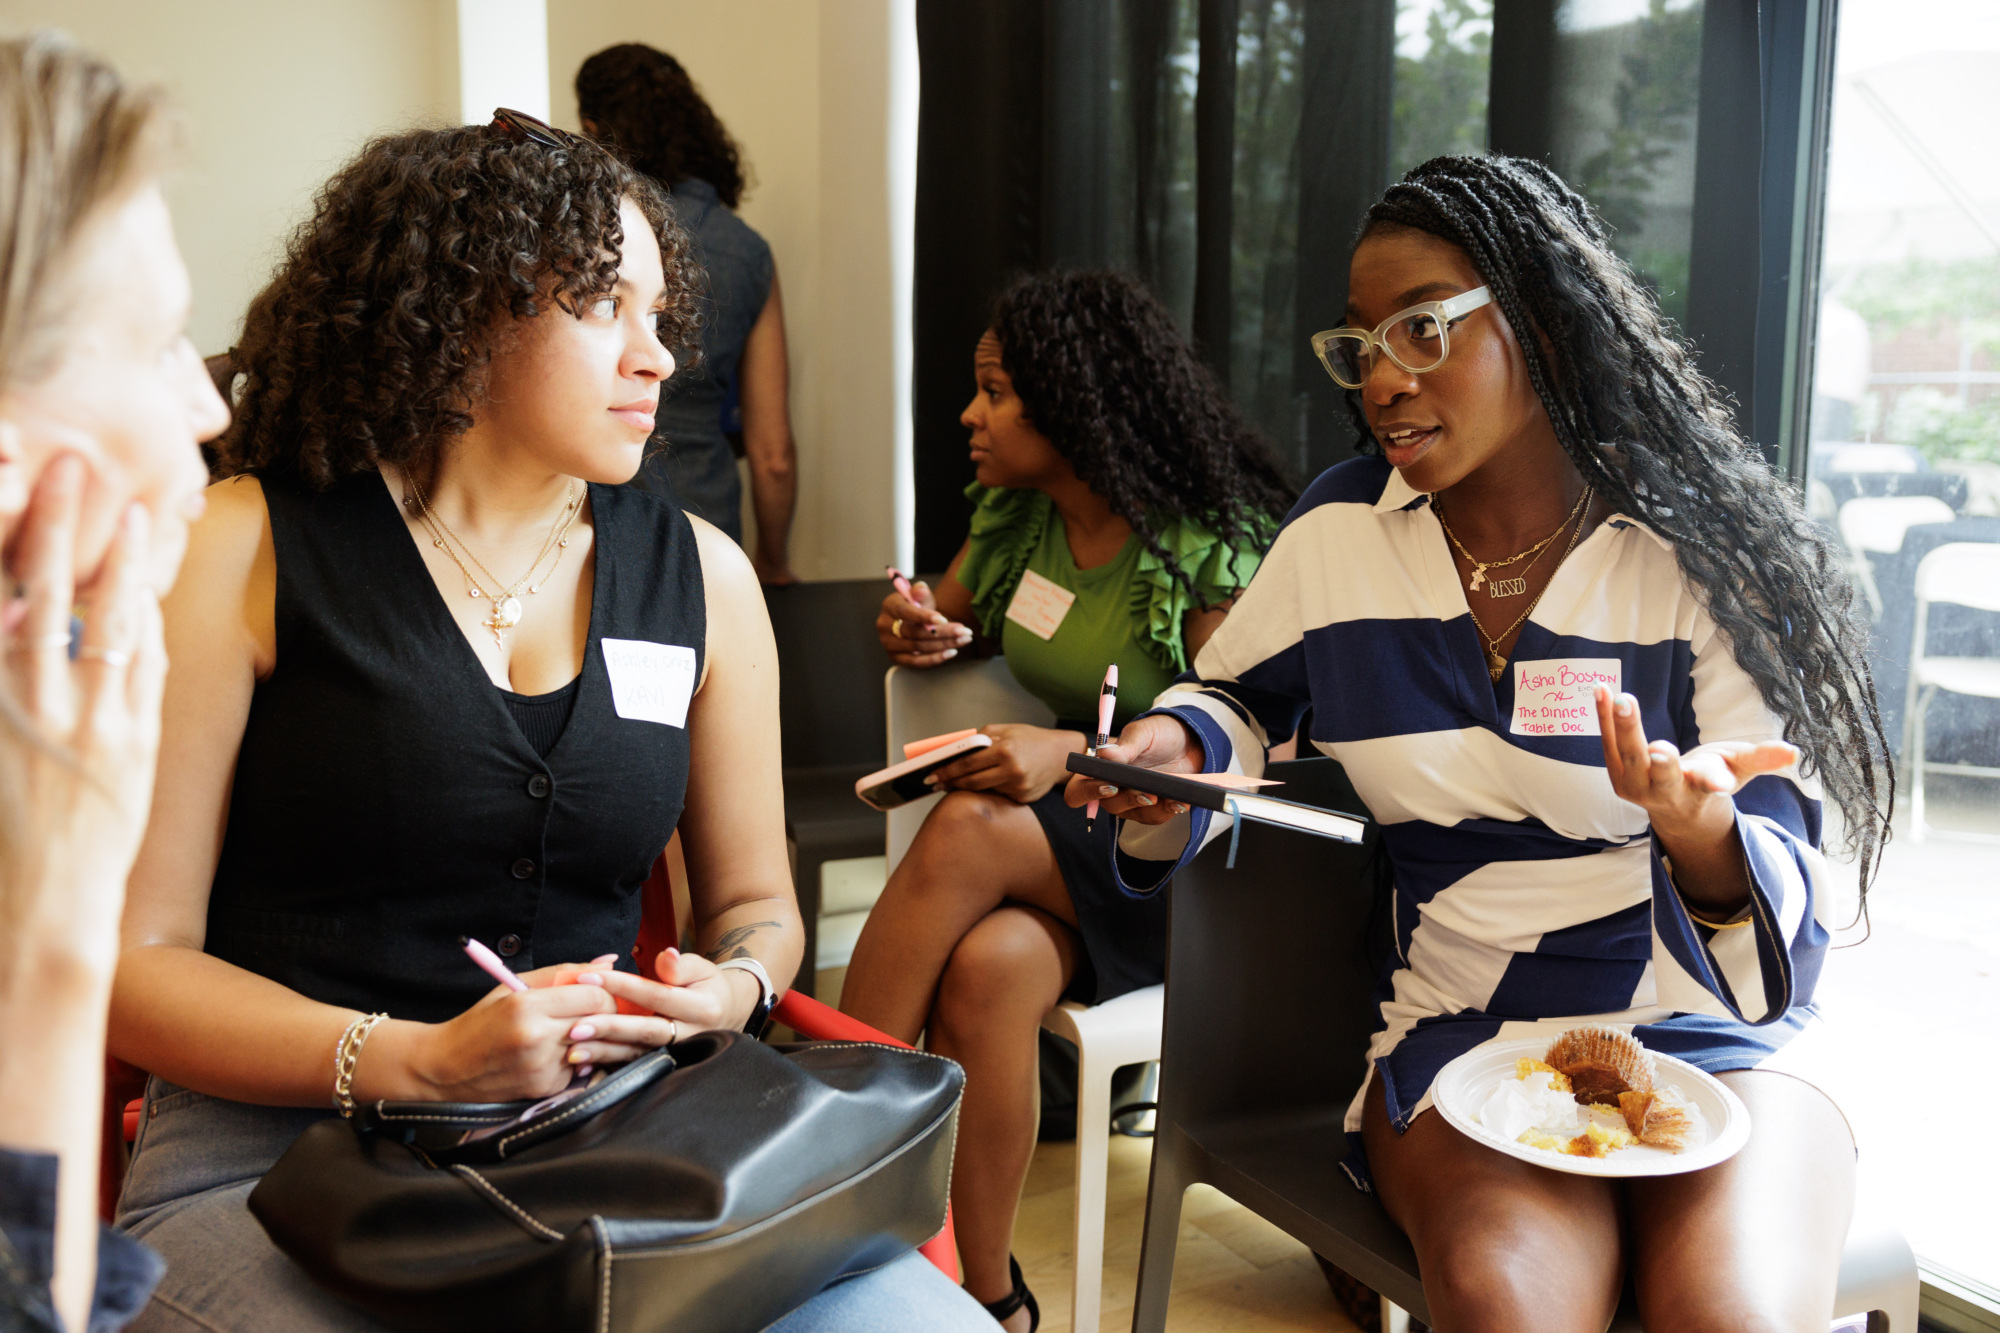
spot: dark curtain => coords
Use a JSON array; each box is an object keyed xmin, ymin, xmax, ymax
[
  {"xmin": 911, "ymin": 0, "xmax": 1397, "ymax": 571},
  {"xmin": 913, "ymin": 0, "xmax": 1829, "ymax": 566}
]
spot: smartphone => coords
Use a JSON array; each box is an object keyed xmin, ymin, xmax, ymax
[{"xmin": 853, "ymin": 733, "xmax": 994, "ymax": 810}]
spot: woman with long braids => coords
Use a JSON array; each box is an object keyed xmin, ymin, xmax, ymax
[
  {"xmin": 1075, "ymin": 154, "xmax": 1892, "ymax": 1331},
  {"xmin": 841, "ymin": 269, "xmax": 1293, "ymax": 1330}
]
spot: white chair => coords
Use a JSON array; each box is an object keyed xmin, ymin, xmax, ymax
[
  {"xmin": 884, "ymin": 657, "xmax": 1055, "ymax": 866},
  {"xmin": 885, "ymin": 658, "xmax": 1164, "ymax": 1333},
  {"xmin": 1902, "ymin": 541, "xmax": 2000, "ymax": 843},
  {"xmin": 1836, "ymin": 495, "xmax": 1956, "ymax": 620}
]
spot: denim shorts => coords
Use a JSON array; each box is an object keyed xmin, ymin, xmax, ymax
[{"xmin": 116, "ymin": 1079, "xmax": 987, "ymax": 1332}]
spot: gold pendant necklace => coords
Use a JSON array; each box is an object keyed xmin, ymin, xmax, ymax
[
  {"xmin": 1467, "ymin": 487, "xmax": 1594, "ymax": 681},
  {"xmin": 1435, "ymin": 483, "xmax": 1592, "ymax": 597},
  {"xmin": 405, "ymin": 475, "xmax": 583, "ymax": 645}
]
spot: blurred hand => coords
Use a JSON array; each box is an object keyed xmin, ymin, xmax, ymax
[
  {"xmin": 876, "ymin": 582, "xmax": 972, "ymax": 667},
  {"xmin": 925, "ymin": 722, "xmax": 1085, "ymax": 804},
  {"xmin": 753, "ymin": 553, "xmax": 797, "ymax": 587},
  {"xmin": 3, "ymin": 456, "xmax": 166, "ymax": 979},
  {"xmin": 1060, "ymin": 713, "xmax": 1206, "ymax": 826}
]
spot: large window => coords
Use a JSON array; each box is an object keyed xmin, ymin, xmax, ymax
[
  {"xmin": 1545, "ymin": 0, "xmax": 1702, "ymax": 323},
  {"xmin": 1803, "ymin": 0, "xmax": 2000, "ymax": 1301}
]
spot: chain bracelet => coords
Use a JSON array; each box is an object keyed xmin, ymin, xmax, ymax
[{"xmin": 333, "ymin": 1012, "xmax": 389, "ymax": 1118}]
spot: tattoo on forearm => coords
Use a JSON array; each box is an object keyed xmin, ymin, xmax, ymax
[{"xmin": 706, "ymin": 921, "xmax": 782, "ymax": 963}]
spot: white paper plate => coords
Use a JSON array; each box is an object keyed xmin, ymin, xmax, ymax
[{"xmin": 1432, "ymin": 1036, "xmax": 1751, "ymax": 1177}]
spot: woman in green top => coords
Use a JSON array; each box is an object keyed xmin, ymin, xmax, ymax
[{"xmin": 841, "ymin": 271, "xmax": 1293, "ymax": 1330}]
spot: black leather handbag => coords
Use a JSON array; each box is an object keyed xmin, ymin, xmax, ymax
[{"xmin": 247, "ymin": 1031, "xmax": 962, "ymax": 1333}]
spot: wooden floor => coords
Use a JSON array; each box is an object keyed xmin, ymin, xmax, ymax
[
  {"xmin": 1013, "ymin": 1132, "xmax": 1360, "ymax": 1333},
  {"xmin": 809, "ymin": 965, "xmax": 1358, "ymax": 1332}
]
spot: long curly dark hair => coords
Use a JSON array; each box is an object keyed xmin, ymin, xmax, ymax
[
  {"xmin": 1353, "ymin": 155, "xmax": 1892, "ymax": 894},
  {"xmin": 216, "ymin": 124, "xmax": 701, "ymax": 488},
  {"xmin": 992, "ymin": 270, "xmax": 1295, "ymax": 602},
  {"xmin": 575, "ymin": 44, "xmax": 747, "ymax": 209}
]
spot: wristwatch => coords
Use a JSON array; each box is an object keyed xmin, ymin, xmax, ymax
[{"xmin": 717, "ymin": 957, "xmax": 776, "ymax": 1038}]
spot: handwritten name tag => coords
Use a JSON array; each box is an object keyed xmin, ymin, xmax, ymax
[
  {"xmin": 601, "ymin": 638, "xmax": 698, "ymax": 728},
  {"xmin": 1004, "ymin": 569, "xmax": 1077, "ymax": 641},
  {"xmin": 1509, "ymin": 658, "xmax": 1621, "ymax": 737}
]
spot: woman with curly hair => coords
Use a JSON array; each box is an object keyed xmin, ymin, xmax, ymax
[
  {"xmin": 576, "ymin": 43, "xmax": 797, "ymax": 583},
  {"xmin": 1077, "ymin": 155, "xmax": 1892, "ymax": 1330},
  {"xmin": 105, "ymin": 115, "xmax": 986, "ymax": 1331},
  {"xmin": 840, "ymin": 269, "xmax": 1293, "ymax": 1329}
]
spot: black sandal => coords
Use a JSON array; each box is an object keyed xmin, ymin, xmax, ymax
[{"xmin": 978, "ymin": 1254, "xmax": 1039, "ymax": 1331}]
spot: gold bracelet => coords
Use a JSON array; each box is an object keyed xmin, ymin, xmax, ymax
[
  {"xmin": 1662, "ymin": 854, "xmax": 1756, "ymax": 930},
  {"xmin": 332, "ymin": 1012, "xmax": 389, "ymax": 1118}
]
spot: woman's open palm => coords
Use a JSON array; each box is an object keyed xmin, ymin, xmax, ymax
[{"xmin": 1594, "ymin": 685, "xmax": 1796, "ymax": 837}]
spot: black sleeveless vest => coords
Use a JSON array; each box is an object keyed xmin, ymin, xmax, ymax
[{"xmin": 206, "ymin": 469, "xmax": 705, "ymax": 1024}]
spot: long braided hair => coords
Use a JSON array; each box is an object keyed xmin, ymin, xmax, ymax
[
  {"xmin": 1354, "ymin": 155, "xmax": 1892, "ymax": 896},
  {"xmin": 575, "ymin": 44, "xmax": 747, "ymax": 209},
  {"xmin": 992, "ymin": 270, "xmax": 1296, "ymax": 604}
]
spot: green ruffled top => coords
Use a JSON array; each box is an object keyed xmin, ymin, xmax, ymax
[{"xmin": 955, "ymin": 482, "xmax": 1269, "ymax": 727}]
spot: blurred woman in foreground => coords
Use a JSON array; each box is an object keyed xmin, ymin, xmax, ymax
[{"xmin": 0, "ymin": 31, "xmax": 227, "ymax": 1333}]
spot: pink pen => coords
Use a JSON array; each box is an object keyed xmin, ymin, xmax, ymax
[
  {"xmin": 461, "ymin": 936, "xmax": 600, "ymax": 1080},
  {"xmin": 1085, "ymin": 664, "xmax": 1119, "ymax": 832},
  {"xmin": 887, "ymin": 564, "xmax": 952, "ymax": 643},
  {"xmin": 461, "ymin": 935, "xmax": 527, "ymax": 992}
]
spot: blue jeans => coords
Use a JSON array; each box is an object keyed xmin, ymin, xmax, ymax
[{"xmin": 117, "ymin": 1080, "xmax": 988, "ymax": 1332}]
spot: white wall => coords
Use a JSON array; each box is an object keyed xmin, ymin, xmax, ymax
[
  {"xmin": 1, "ymin": 0, "xmax": 912, "ymax": 579},
  {"xmin": 547, "ymin": 0, "xmax": 914, "ymax": 579},
  {"xmin": 0, "ymin": 0, "xmax": 460, "ymax": 357}
]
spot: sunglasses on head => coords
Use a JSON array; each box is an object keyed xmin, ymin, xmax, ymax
[{"xmin": 490, "ymin": 107, "xmax": 578, "ymax": 150}]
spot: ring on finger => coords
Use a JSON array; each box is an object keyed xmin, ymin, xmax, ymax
[
  {"xmin": 77, "ymin": 646, "xmax": 132, "ymax": 667},
  {"xmin": 891, "ymin": 618, "xmax": 905, "ymax": 638},
  {"xmin": 666, "ymin": 1018, "xmax": 679, "ymax": 1045}
]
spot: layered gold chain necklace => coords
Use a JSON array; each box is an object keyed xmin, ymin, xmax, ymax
[
  {"xmin": 1435, "ymin": 482, "xmax": 1591, "ymax": 598},
  {"xmin": 1435, "ymin": 486, "xmax": 1595, "ymax": 681},
  {"xmin": 405, "ymin": 474, "xmax": 584, "ymax": 646}
]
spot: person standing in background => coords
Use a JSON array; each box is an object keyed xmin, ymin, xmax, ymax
[{"xmin": 577, "ymin": 43, "xmax": 797, "ymax": 584}]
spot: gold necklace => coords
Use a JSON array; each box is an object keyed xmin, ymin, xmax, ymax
[
  {"xmin": 1467, "ymin": 486, "xmax": 1593, "ymax": 681},
  {"xmin": 1435, "ymin": 483, "xmax": 1592, "ymax": 597},
  {"xmin": 405, "ymin": 475, "xmax": 583, "ymax": 645}
]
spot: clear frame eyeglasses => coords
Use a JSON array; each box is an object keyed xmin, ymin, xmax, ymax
[{"xmin": 1309, "ymin": 286, "xmax": 1492, "ymax": 390}]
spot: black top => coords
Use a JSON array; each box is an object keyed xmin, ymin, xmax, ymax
[
  {"xmin": 502, "ymin": 676, "xmax": 581, "ymax": 759},
  {"xmin": 206, "ymin": 469, "xmax": 705, "ymax": 1023}
]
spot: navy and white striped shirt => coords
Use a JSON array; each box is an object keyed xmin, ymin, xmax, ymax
[{"xmin": 1114, "ymin": 458, "xmax": 1832, "ymax": 1183}]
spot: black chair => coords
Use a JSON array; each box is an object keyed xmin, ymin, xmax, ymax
[
  {"xmin": 1128, "ymin": 757, "xmax": 1421, "ymax": 1327},
  {"xmin": 762, "ymin": 580, "xmax": 889, "ymax": 997},
  {"xmin": 1131, "ymin": 758, "xmax": 1917, "ymax": 1332}
]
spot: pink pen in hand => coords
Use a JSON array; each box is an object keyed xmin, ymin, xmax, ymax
[
  {"xmin": 886, "ymin": 565, "xmax": 950, "ymax": 637},
  {"xmin": 460, "ymin": 935, "xmax": 527, "ymax": 992},
  {"xmin": 1085, "ymin": 664, "xmax": 1119, "ymax": 832},
  {"xmin": 461, "ymin": 936, "xmax": 597, "ymax": 1080}
]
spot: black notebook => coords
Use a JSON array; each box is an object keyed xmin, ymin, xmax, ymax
[{"xmin": 1066, "ymin": 753, "xmax": 1368, "ymax": 844}]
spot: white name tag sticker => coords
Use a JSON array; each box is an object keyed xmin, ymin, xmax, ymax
[
  {"xmin": 601, "ymin": 639, "xmax": 698, "ymax": 728},
  {"xmin": 1004, "ymin": 569, "xmax": 1077, "ymax": 641},
  {"xmin": 1509, "ymin": 658, "xmax": 1621, "ymax": 737}
]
